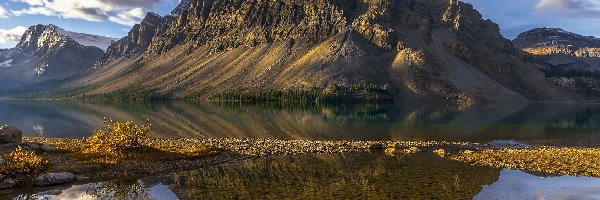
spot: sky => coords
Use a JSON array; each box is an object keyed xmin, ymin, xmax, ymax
[{"xmin": 1, "ymin": 0, "xmax": 600, "ymax": 49}]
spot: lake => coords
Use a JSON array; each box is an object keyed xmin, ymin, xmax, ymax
[
  {"xmin": 3, "ymin": 100, "xmax": 600, "ymax": 199},
  {"xmin": 1, "ymin": 100, "xmax": 600, "ymax": 146},
  {"xmin": 7, "ymin": 153, "xmax": 600, "ymax": 199}
]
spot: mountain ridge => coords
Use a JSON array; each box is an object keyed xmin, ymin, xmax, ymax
[{"xmin": 59, "ymin": 0, "xmax": 581, "ymax": 103}]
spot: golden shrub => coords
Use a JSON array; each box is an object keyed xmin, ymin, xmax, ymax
[
  {"xmin": 0, "ymin": 145, "xmax": 49, "ymax": 180},
  {"xmin": 81, "ymin": 119, "xmax": 150, "ymax": 164}
]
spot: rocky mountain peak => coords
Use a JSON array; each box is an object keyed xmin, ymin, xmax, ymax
[
  {"xmin": 513, "ymin": 27, "xmax": 600, "ymax": 49},
  {"xmin": 0, "ymin": 24, "xmax": 105, "ymax": 86},
  {"xmin": 170, "ymin": 0, "xmax": 191, "ymax": 16}
]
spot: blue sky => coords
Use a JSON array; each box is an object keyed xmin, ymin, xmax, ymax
[{"xmin": 1, "ymin": 0, "xmax": 600, "ymax": 49}]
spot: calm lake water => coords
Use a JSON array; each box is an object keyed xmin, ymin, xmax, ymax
[
  {"xmin": 7, "ymin": 153, "xmax": 600, "ymax": 199},
  {"xmin": 1, "ymin": 100, "xmax": 600, "ymax": 146},
  {"xmin": 3, "ymin": 100, "xmax": 600, "ymax": 199}
]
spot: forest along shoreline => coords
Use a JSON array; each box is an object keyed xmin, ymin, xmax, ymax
[{"xmin": 2, "ymin": 123, "xmax": 600, "ymax": 191}]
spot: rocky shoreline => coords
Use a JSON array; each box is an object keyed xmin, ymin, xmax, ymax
[{"xmin": 2, "ymin": 133, "xmax": 600, "ymax": 193}]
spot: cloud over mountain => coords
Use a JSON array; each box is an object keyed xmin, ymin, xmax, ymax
[
  {"xmin": 0, "ymin": 26, "xmax": 27, "ymax": 44},
  {"xmin": 10, "ymin": 0, "xmax": 162, "ymax": 26},
  {"xmin": 534, "ymin": 0, "xmax": 600, "ymax": 18}
]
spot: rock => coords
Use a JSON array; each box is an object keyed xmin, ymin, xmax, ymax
[
  {"xmin": 369, "ymin": 143, "xmax": 386, "ymax": 149},
  {"xmin": 34, "ymin": 172, "xmax": 76, "ymax": 187},
  {"xmin": 41, "ymin": 144, "xmax": 59, "ymax": 152},
  {"xmin": 0, "ymin": 179, "xmax": 16, "ymax": 189},
  {"xmin": 403, "ymin": 147, "xmax": 421, "ymax": 154},
  {"xmin": 434, "ymin": 149, "xmax": 446, "ymax": 157},
  {"xmin": 37, "ymin": 189, "xmax": 62, "ymax": 196},
  {"xmin": 27, "ymin": 142, "xmax": 41, "ymax": 149},
  {"xmin": 0, "ymin": 158, "xmax": 4, "ymax": 165},
  {"xmin": 0, "ymin": 126, "xmax": 22, "ymax": 144}
]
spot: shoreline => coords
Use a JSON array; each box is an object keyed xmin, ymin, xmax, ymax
[{"xmin": 2, "ymin": 137, "xmax": 600, "ymax": 192}]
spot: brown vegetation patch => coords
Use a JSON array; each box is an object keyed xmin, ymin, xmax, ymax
[{"xmin": 450, "ymin": 148, "xmax": 600, "ymax": 177}]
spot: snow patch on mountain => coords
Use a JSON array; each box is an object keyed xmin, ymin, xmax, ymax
[
  {"xmin": 48, "ymin": 25, "xmax": 117, "ymax": 51},
  {"xmin": 0, "ymin": 59, "xmax": 12, "ymax": 67}
]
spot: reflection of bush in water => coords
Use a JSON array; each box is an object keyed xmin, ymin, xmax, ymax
[
  {"xmin": 85, "ymin": 180, "xmax": 149, "ymax": 200},
  {"xmin": 167, "ymin": 153, "xmax": 499, "ymax": 199}
]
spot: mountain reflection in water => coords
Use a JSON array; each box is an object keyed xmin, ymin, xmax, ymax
[
  {"xmin": 0, "ymin": 101, "xmax": 600, "ymax": 146},
  {"xmin": 10, "ymin": 153, "xmax": 600, "ymax": 199}
]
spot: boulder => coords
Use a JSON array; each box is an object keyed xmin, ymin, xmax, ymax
[
  {"xmin": 41, "ymin": 144, "xmax": 59, "ymax": 152},
  {"xmin": 0, "ymin": 126, "xmax": 22, "ymax": 144},
  {"xmin": 34, "ymin": 172, "xmax": 76, "ymax": 187},
  {"xmin": 0, "ymin": 179, "xmax": 16, "ymax": 189}
]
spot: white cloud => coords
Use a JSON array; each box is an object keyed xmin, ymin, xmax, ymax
[
  {"xmin": 108, "ymin": 8, "xmax": 145, "ymax": 26},
  {"xmin": 534, "ymin": 0, "xmax": 600, "ymax": 18},
  {"xmin": 10, "ymin": 0, "xmax": 160, "ymax": 26},
  {"xmin": 0, "ymin": 26, "xmax": 27, "ymax": 44},
  {"xmin": 0, "ymin": 6, "xmax": 8, "ymax": 19}
]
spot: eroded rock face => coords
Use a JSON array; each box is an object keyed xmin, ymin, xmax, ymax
[
  {"xmin": 34, "ymin": 172, "xmax": 76, "ymax": 187},
  {"xmin": 0, "ymin": 125, "xmax": 22, "ymax": 144}
]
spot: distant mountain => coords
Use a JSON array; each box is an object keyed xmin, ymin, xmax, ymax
[
  {"xmin": 513, "ymin": 28, "xmax": 600, "ymax": 72},
  {"xmin": 0, "ymin": 24, "xmax": 108, "ymax": 93},
  {"xmin": 514, "ymin": 28, "xmax": 600, "ymax": 97}
]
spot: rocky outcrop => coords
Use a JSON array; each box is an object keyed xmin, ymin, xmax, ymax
[
  {"xmin": 99, "ymin": 13, "xmax": 176, "ymax": 65},
  {"xmin": 68, "ymin": 0, "xmax": 582, "ymax": 102},
  {"xmin": 0, "ymin": 126, "xmax": 22, "ymax": 144}
]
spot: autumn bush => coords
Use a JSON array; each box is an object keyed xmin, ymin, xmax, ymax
[
  {"xmin": 81, "ymin": 119, "xmax": 151, "ymax": 164},
  {"xmin": 0, "ymin": 146, "xmax": 49, "ymax": 181}
]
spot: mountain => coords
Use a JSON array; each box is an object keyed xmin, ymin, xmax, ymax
[
  {"xmin": 59, "ymin": 0, "xmax": 585, "ymax": 102},
  {"xmin": 513, "ymin": 27, "xmax": 600, "ymax": 72},
  {"xmin": 513, "ymin": 28, "xmax": 600, "ymax": 98},
  {"xmin": 0, "ymin": 24, "xmax": 111, "ymax": 93}
]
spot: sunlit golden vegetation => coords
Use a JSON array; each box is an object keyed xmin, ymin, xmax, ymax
[
  {"xmin": 80, "ymin": 119, "xmax": 150, "ymax": 164},
  {"xmin": 27, "ymin": 119, "xmax": 212, "ymax": 165},
  {"xmin": 450, "ymin": 148, "xmax": 600, "ymax": 177},
  {"xmin": 0, "ymin": 146, "xmax": 49, "ymax": 181}
]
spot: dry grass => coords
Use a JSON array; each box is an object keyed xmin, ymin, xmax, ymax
[
  {"xmin": 0, "ymin": 146, "xmax": 49, "ymax": 181},
  {"xmin": 450, "ymin": 148, "xmax": 600, "ymax": 177}
]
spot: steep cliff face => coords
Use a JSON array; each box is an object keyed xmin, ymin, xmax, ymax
[
  {"xmin": 514, "ymin": 28, "xmax": 600, "ymax": 97},
  {"xmin": 72, "ymin": 0, "xmax": 581, "ymax": 102},
  {"xmin": 0, "ymin": 25, "xmax": 106, "ymax": 92}
]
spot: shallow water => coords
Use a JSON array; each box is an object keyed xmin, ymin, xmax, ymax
[
  {"xmin": 1, "ymin": 100, "xmax": 600, "ymax": 146},
  {"xmin": 7, "ymin": 153, "xmax": 600, "ymax": 199}
]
